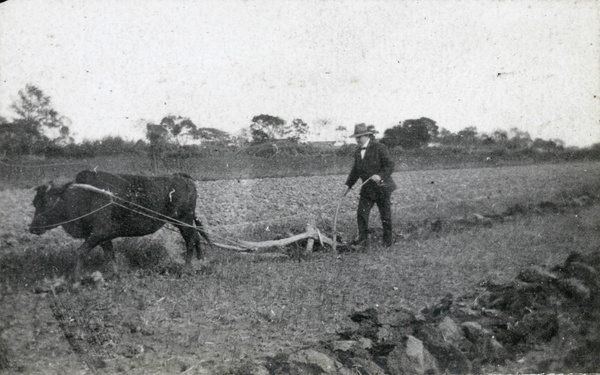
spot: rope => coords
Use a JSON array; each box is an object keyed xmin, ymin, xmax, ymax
[
  {"xmin": 68, "ymin": 184, "xmax": 334, "ymax": 250},
  {"xmin": 70, "ymin": 184, "xmax": 219, "ymax": 247},
  {"xmin": 30, "ymin": 202, "xmax": 115, "ymax": 230},
  {"xmin": 111, "ymin": 201, "xmax": 206, "ymax": 231},
  {"xmin": 72, "ymin": 184, "xmax": 318, "ymax": 232},
  {"xmin": 71, "ymin": 184, "xmax": 203, "ymax": 229},
  {"xmin": 160, "ymin": 223, "xmax": 256, "ymax": 250}
]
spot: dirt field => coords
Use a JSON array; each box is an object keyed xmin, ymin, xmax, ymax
[{"xmin": 1, "ymin": 161, "xmax": 599, "ymax": 374}]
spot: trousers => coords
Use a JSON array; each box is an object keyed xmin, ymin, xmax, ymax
[{"xmin": 357, "ymin": 190, "xmax": 393, "ymax": 243}]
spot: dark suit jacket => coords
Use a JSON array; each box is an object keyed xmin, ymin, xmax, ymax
[{"xmin": 345, "ymin": 141, "xmax": 397, "ymax": 199}]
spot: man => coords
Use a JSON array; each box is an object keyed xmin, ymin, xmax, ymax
[{"xmin": 343, "ymin": 123, "xmax": 397, "ymax": 247}]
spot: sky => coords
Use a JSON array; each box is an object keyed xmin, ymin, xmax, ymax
[{"xmin": 1, "ymin": 0, "xmax": 599, "ymax": 146}]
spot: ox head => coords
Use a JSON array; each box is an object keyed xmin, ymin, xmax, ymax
[{"xmin": 30, "ymin": 182, "xmax": 67, "ymax": 235}]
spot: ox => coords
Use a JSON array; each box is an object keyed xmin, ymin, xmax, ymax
[{"xmin": 30, "ymin": 170, "xmax": 210, "ymax": 279}]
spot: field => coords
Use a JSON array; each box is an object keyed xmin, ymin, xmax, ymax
[{"xmin": 0, "ymin": 161, "xmax": 599, "ymax": 374}]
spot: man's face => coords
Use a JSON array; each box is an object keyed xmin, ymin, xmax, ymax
[{"xmin": 356, "ymin": 135, "xmax": 369, "ymax": 147}]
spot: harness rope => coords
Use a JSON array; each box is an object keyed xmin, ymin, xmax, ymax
[
  {"xmin": 71, "ymin": 184, "xmax": 210, "ymax": 231},
  {"xmin": 30, "ymin": 202, "xmax": 115, "ymax": 230},
  {"xmin": 69, "ymin": 184, "xmax": 280, "ymax": 248},
  {"xmin": 35, "ymin": 182, "xmax": 344, "ymax": 250}
]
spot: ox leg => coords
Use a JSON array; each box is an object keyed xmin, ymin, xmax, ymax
[
  {"xmin": 177, "ymin": 226, "xmax": 203, "ymax": 266},
  {"xmin": 194, "ymin": 217, "xmax": 211, "ymax": 259},
  {"xmin": 195, "ymin": 237, "xmax": 204, "ymax": 260},
  {"xmin": 73, "ymin": 236, "xmax": 110, "ymax": 281},
  {"xmin": 100, "ymin": 240, "xmax": 118, "ymax": 275},
  {"xmin": 194, "ymin": 217, "xmax": 211, "ymax": 250},
  {"xmin": 74, "ymin": 241, "xmax": 95, "ymax": 281}
]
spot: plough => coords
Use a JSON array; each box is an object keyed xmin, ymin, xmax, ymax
[
  {"xmin": 211, "ymin": 217, "xmax": 343, "ymax": 254},
  {"xmin": 72, "ymin": 183, "xmax": 346, "ymax": 255}
]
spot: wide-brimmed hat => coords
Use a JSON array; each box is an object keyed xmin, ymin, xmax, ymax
[{"xmin": 349, "ymin": 123, "xmax": 377, "ymax": 138}]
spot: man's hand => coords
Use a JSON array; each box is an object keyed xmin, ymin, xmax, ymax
[{"xmin": 371, "ymin": 174, "xmax": 382, "ymax": 184}]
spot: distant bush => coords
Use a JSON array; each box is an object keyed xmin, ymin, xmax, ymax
[
  {"xmin": 242, "ymin": 143, "xmax": 279, "ymax": 157},
  {"xmin": 41, "ymin": 136, "xmax": 144, "ymax": 158},
  {"xmin": 43, "ymin": 142, "xmax": 95, "ymax": 158},
  {"xmin": 490, "ymin": 147, "xmax": 507, "ymax": 158},
  {"xmin": 242, "ymin": 142, "xmax": 338, "ymax": 158},
  {"xmin": 565, "ymin": 145, "xmax": 600, "ymax": 161},
  {"xmin": 162, "ymin": 145, "xmax": 201, "ymax": 159},
  {"xmin": 334, "ymin": 143, "xmax": 356, "ymax": 156},
  {"xmin": 93, "ymin": 136, "xmax": 139, "ymax": 155}
]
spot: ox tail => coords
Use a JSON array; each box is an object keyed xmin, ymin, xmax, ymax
[{"xmin": 194, "ymin": 216, "xmax": 212, "ymax": 246}]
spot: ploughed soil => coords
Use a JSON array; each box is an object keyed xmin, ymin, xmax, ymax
[{"xmin": 1, "ymin": 194, "xmax": 599, "ymax": 374}]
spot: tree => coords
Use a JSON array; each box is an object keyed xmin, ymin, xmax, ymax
[
  {"xmin": 532, "ymin": 138, "xmax": 563, "ymax": 152},
  {"xmin": 10, "ymin": 84, "xmax": 70, "ymax": 138},
  {"xmin": 287, "ymin": 118, "xmax": 309, "ymax": 143},
  {"xmin": 456, "ymin": 126, "xmax": 479, "ymax": 147},
  {"xmin": 250, "ymin": 128, "xmax": 270, "ymax": 144},
  {"xmin": 144, "ymin": 115, "xmax": 199, "ymax": 172},
  {"xmin": 437, "ymin": 127, "xmax": 457, "ymax": 145},
  {"xmin": 249, "ymin": 114, "xmax": 287, "ymax": 143},
  {"xmin": 146, "ymin": 124, "xmax": 169, "ymax": 145},
  {"xmin": 159, "ymin": 115, "xmax": 199, "ymax": 145},
  {"xmin": 0, "ymin": 85, "xmax": 71, "ymax": 155},
  {"xmin": 402, "ymin": 118, "xmax": 432, "ymax": 147},
  {"xmin": 382, "ymin": 124, "xmax": 403, "ymax": 148},
  {"xmin": 507, "ymin": 127, "xmax": 532, "ymax": 149},
  {"xmin": 194, "ymin": 128, "xmax": 232, "ymax": 143},
  {"xmin": 382, "ymin": 117, "xmax": 435, "ymax": 149},
  {"xmin": 491, "ymin": 129, "xmax": 508, "ymax": 144},
  {"xmin": 419, "ymin": 117, "xmax": 439, "ymax": 140},
  {"xmin": 146, "ymin": 123, "xmax": 169, "ymax": 172}
]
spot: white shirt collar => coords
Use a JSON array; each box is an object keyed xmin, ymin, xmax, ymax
[{"xmin": 360, "ymin": 139, "xmax": 369, "ymax": 158}]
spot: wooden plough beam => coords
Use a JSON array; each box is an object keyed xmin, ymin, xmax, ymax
[{"xmin": 211, "ymin": 219, "xmax": 343, "ymax": 254}]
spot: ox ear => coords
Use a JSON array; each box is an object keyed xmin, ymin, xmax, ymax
[
  {"xmin": 34, "ymin": 184, "xmax": 47, "ymax": 193},
  {"xmin": 36, "ymin": 182, "xmax": 53, "ymax": 193}
]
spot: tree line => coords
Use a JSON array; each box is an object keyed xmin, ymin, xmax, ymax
[{"xmin": 0, "ymin": 85, "xmax": 594, "ymax": 158}]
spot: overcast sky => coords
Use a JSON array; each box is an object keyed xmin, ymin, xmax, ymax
[{"xmin": 1, "ymin": 0, "xmax": 599, "ymax": 146}]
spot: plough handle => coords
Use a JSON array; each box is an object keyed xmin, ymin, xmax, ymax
[{"xmin": 332, "ymin": 192, "xmax": 347, "ymax": 253}]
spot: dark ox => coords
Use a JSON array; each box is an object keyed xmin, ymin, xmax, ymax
[{"xmin": 30, "ymin": 170, "xmax": 210, "ymax": 278}]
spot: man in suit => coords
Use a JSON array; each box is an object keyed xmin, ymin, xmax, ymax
[{"xmin": 343, "ymin": 123, "xmax": 397, "ymax": 247}]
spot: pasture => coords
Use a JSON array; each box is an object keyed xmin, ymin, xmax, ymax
[{"xmin": 0, "ymin": 161, "xmax": 599, "ymax": 374}]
